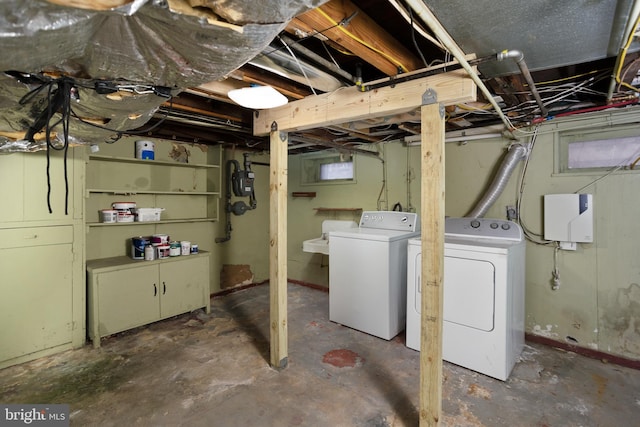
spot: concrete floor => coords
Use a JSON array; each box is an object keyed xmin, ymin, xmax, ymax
[{"xmin": 1, "ymin": 283, "xmax": 639, "ymax": 426}]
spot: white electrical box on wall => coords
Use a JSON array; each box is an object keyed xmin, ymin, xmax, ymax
[{"xmin": 544, "ymin": 193, "xmax": 593, "ymax": 250}]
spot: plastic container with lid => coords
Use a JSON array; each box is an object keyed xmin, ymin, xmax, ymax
[
  {"xmin": 100, "ymin": 209, "xmax": 118, "ymax": 223},
  {"xmin": 169, "ymin": 241, "xmax": 181, "ymax": 257},
  {"xmin": 157, "ymin": 244, "xmax": 170, "ymax": 259},
  {"xmin": 112, "ymin": 202, "xmax": 136, "ymax": 212}
]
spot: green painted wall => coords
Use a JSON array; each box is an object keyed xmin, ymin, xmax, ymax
[
  {"xmin": 445, "ymin": 108, "xmax": 640, "ymax": 361},
  {"xmin": 284, "ymin": 107, "xmax": 640, "ymax": 362},
  {"xmin": 9, "ymin": 107, "xmax": 634, "ymax": 363}
]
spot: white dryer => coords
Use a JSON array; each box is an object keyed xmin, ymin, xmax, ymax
[
  {"xmin": 406, "ymin": 217, "xmax": 525, "ymax": 381},
  {"xmin": 329, "ymin": 211, "xmax": 420, "ymax": 340}
]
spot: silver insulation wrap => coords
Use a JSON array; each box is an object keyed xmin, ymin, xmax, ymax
[{"xmin": 0, "ymin": 0, "xmax": 326, "ymax": 152}]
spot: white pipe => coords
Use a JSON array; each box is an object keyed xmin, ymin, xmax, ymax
[
  {"xmin": 404, "ymin": 0, "xmax": 514, "ymax": 132},
  {"xmin": 466, "ymin": 144, "xmax": 528, "ymax": 218}
]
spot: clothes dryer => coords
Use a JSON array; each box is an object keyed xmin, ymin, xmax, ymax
[{"xmin": 406, "ymin": 217, "xmax": 525, "ymax": 380}]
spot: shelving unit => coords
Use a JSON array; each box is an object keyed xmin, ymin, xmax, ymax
[
  {"xmin": 83, "ymin": 138, "xmax": 221, "ymax": 346},
  {"xmin": 85, "ymin": 138, "xmax": 221, "ymax": 262}
]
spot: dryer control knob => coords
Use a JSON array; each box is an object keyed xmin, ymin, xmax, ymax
[
  {"xmin": 470, "ymin": 219, "xmax": 481, "ymax": 228},
  {"xmin": 490, "ymin": 222, "xmax": 499, "ymax": 229},
  {"xmin": 501, "ymin": 223, "xmax": 511, "ymax": 230}
]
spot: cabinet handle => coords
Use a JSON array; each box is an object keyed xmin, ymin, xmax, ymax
[
  {"xmin": 154, "ymin": 283, "xmax": 157, "ymax": 296},
  {"xmin": 163, "ymin": 282, "xmax": 166, "ymax": 295}
]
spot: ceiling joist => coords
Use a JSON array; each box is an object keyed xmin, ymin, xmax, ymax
[{"xmin": 288, "ymin": 0, "xmax": 424, "ymax": 76}]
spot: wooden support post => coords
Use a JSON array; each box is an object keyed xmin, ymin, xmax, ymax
[
  {"xmin": 419, "ymin": 95, "xmax": 445, "ymax": 426},
  {"xmin": 269, "ymin": 122, "xmax": 289, "ymax": 370}
]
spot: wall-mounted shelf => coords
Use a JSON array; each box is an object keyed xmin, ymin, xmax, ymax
[
  {"xmin": 292, "ymin": 192, "xmax": 316, "ymax": 198},
  {"xmin": 86, "ymin": 218, "xmax": 217, "ymax": 227},
  {"xmin": 89, "ymin": 155, "xmax": 219, "ymax": 169},
  {"xmin": 313, "ymin": 208, "xmax": 362, "ymax": 212},
  {"xmin": 87, "ymin": 189, "xmax": 219, "ymax": 196}
]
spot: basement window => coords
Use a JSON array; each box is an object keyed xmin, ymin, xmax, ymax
[
  {"xmin": 558, "ymin": 125, "xmax": 640, "ymax": 173},
  {"xmin": 320, "ymin": 161, "xmax": 354, "ymax": 180},
  {"xmin": 300, "ymin": 151, "xmax": 356, "ymax": 185}
]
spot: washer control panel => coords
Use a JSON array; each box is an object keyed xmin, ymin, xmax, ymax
[
  {"xmin": 360, "ymin": 211, "xmax": 420, "ymax": 232},
  {"xmin": 445, "ymin": 217, "xmax": 522, "ymax": 241}
]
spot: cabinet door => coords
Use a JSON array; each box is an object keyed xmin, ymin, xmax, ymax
[
  {"xmin": 96, "ymin": 265, "xmax": 159, "ymax": 337},
  {"xmin": 159, "ymin": 257, "xmax": 208, "ymax": 319},
  {"xmin": 0, "ymin": 243, "xmax": 73, "ymax": 362}
]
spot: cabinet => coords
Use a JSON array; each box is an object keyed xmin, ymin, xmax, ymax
[
  {"xmin": 87, "ymin": 253, "xmax": 211, "ymax": 347},
  {"xmin": 0, "ymin": 150, "xmax": 85, "ymax": 369}
]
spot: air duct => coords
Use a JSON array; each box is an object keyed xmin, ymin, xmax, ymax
[{"xmin": 466, "ymin": 143, "xmax": 528, "ymax": 218}]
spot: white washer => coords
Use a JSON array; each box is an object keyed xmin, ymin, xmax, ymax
[
  {"xmin": 406, "ymin": 217, "xmax": 525, "ymax": 381},
  {"xmin": 329, "ymin": 211, "xmax": 420, "ymax": 340}
]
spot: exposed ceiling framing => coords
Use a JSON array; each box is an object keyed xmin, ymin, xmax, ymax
[{"xmin": 1, "ymin": 0, "xmax": 640, "ymax": 154}]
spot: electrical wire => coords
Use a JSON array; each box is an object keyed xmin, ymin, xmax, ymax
[
  {"xmin": 277, "ymin": 36, "xmax": 317, "ymax": 96},
  {"xmin": 19, "ymin": 76, "xmax": 75, "ymax": 214},
  {"xmin": 315, "ymin": 7, "xmax": 409, "ymax": 73},
  {"xmin": 407, "ymin": 5, "xmax": 429, "ymax": 68},
  {"xmin": 16, "ymin": 73, "xmax": 174, "ymax": 213},
  {"xmin": 613, "ymin": 14, "xmax": 640, "ymax": 93},
  {"xmin": 515, "ymin": 125, "xmax": 553, "ymax": 245}
]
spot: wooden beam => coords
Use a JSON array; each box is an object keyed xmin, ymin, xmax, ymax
[
  {"xmin": 419, "ymin": 101, "xmax": 445, "ymax": 426},
  {"xmin": 269, "ymin": 123, "xmax": 289, "ymax": 370},
  {"xmin": 292, "ymin": 0, "xmax": 424, "ymax": 75},
  {"xmin": 254, "ymin": 67, "xmax": 476, "ymax": 135}
]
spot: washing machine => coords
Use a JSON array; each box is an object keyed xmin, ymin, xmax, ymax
[
  {"xmin": 406, "ymin": 217, "xmax": 525, "ymax": 381},
  {"xmin": 329, "ymin": 211, "xmax": 420, "ymax": 340}
]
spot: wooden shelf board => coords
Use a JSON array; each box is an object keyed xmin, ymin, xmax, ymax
[
  {"xmin": 87, "ymin": 218, "xmax": 218, "ymax": 227},
  {"xmin": 89, "ymin": 155, "xmax": 219, "ymax": 169},
  {"xmin": 87, "ymin": 189, "xmax": 219, "ymax": 196},
  {"xmin": 313, "ymin": 207, "xmax": 362, "ymax": 212}
]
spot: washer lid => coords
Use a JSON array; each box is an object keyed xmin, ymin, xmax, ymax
[{"xmin": 330, "ymin": 228, "xmax": 419, "ymax": 242}]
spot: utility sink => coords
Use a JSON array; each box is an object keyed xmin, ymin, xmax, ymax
[
  {"xmin": 302, "ymin": 237, "xmax": 330, "ymax": 255},
  {"xmin": 302, "ymin": 220, "xmax": 357, "ymax": 255}
]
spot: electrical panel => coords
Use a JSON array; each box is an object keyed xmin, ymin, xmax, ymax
[{"xmin": 544, "ymin": 193, "xmax": 593, "ymax": 250}]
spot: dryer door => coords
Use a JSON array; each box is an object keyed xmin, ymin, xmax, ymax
[{"xmin": 443, "ymin": 256, "xmax": 495, "ymax": 331}]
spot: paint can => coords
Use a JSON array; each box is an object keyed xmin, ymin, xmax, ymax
[
  {"xmin": 169, "ymin": 241, "xmax": 181, "ymax": 257},
  {"xmin": 180, "ymin": 241, "xmax": 191, "ymax": 255},
  {"xmin": 135, "ymin": 140, "xmax": 155, "ymax": 160},
  {"xmin": 131, "ymin": 236, "xmax": 150, "ymax": 260},
  {"xmin": 113, "ymin": 202, "xmax": 136, "ymax": 223},
  {"xmin": 157, "ymin": 244, "xmax": 170, "ymax": 259},
  {"xmin": 151, "ymin": 234, "xmax": 170, "ymax": 245}
]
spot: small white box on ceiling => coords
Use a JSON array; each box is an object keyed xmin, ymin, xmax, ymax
[{"xmin": 544, "ymin": 194, "xmax": 593, "ymax": 250}]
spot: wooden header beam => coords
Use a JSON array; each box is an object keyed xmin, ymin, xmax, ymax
[{"xmin": 253, "ymin": 67, "xmax": 476, "ymax": 135}]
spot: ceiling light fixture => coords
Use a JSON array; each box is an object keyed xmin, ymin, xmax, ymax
[{"xmin": 227, "ymin": 85, "xmax": 288, "ymax": 109}]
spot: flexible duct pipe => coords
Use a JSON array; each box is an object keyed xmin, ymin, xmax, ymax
[
  {"xmin": 497, "ymin": 50, "xmax": 548, "ymax": 117},
  {"xmin": 466, "ymin": 143, "xmax": 528, "ymax": 218},
  {"xmin": 403, "ymin": 0, "xmax": 514, "ymax": 131}
]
